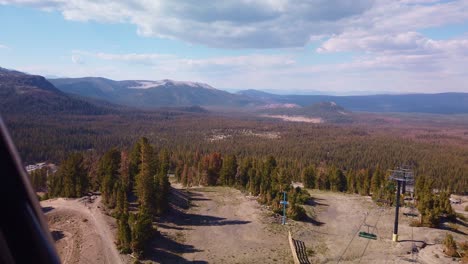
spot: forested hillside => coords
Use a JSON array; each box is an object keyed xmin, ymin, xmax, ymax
[
  {"xmin": 40, "ymin": 138, "xmax": 170, "ymax": 258},
  {"xmin": 9, "ymin": 111, "xmax": 467, "ymax": 194},
  {"xmin": 0, "ymin": 68, "xmax": 114, "ymax": 115}
]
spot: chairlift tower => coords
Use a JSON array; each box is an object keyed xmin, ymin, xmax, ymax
[
  {"xmin": 280, "ymin": 191, "xmax": 289, "ymax": 225},
  {"xmin": 389, "ymin": 166, "xmax": 414, "ymax": 242}
]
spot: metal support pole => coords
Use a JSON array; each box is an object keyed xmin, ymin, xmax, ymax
[
  {"xmin": 393, "ymin": 181, "xmax": 401, "ymax": 242},
  {"xmin": 282, "ymin": 191, "xmax": 287, "ymax": 225}
]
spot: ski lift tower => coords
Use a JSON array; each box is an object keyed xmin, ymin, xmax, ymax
[
  {"xmin": 280, "ymin": 191, "xmax": 289, "ymax": 225},
  {"xmin": 389, "ymin": 167, "xmax": 414, "ymax": 242}
]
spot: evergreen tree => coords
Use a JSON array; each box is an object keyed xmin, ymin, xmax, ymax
[
  {"xmin": 202, "ymin": 153, "xmax": 222, "ymax": 185},
  {"xmin": 329, "ymin": 167, "xmax": 346, "ymax": 192},
  {"xmin": 346, "ymin": 169, "xmax": 357, "ymax": 194},
  {"xmin": 302, "ymin": 165, "xmax": 316, "ymax": 189},
  {"xmin": 117, "ymin": 208, "xmax": 132, "ymax": 253},
  {"xmin": 131, "ymin": 206, "xmax": 154, "ymax": 258},
  {"xmin": 97, "ymin": 148, "xmax": 121, "ymax": 207},
  {"xmin": 219, "ymin": 154, "xmax": 238, "ymax": 186},
  {"xmin": 237, "ymin": 157, "xmax": 252, "ymax": 188},
  {"xmin": 135, "ymin": 138, "xmax": 156, "ymax": 213},
  {"xmin": 49, "ymin": 153, "xmax": 88, "ymax": 198},
  {"xmin": 29, "ymin": 167, "xmax": 48, "ymax": 191},
  {"xmin": 370, "ymin": 166, "xmax": 384, "ymax": 196},
  {"xmin": 119, "ymin": 151, "xmax": 130, "ymax": 194},
  {"xmin": 128, "ymin": 140, "xmax": 143, "ymax": 192},
  {"xmin": 155, "ymin": 149, "xmax": 171, "ymax": 214},
  {"xmin": 316, "ymin": 171, "xmax": 330, "ymax": 190}
]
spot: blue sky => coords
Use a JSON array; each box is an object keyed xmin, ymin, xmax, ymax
[{"xmin": 1, "ymin": 0, "xmax": 468, "ymax": 95}]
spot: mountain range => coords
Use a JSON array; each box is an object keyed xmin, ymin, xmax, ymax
[
  {"xmin": 2, "ymin": 67, "xmax": 468, "ymax": 116},
  {"xmin": 49, "ymin": 77, "xmax": 257, "ymax": 109},
  {"xmin": 239, "ymin": 90, "xmax": 468, "ymax": 114},
  {"xmin": 50, "ymin": 76, "xmax": 468, "ymax": 114}
]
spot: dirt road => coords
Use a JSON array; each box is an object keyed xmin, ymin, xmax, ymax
[{"xmin": 41, "ymin": 197, "xmax": 124, "ymax": 264}]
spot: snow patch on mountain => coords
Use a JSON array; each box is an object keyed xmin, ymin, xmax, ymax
[
  {"xmin": 129, "ymin": 79, "xmax": 215, "ymax": 90},
  {"xmin": 258, "ymin": 103, "xmax": 301, "ymax": 109}
]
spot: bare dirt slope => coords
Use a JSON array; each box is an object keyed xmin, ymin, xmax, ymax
[
  {"xmin": 40, "ymin": 187, "xmax": 466, "ymax": 264},
  {"xmin": 151, "ymin": 185, "xmax": 293, "ymax": 264},
  {"xmin": 41, "ymin": 196, "xmax": 125, "ymax": 264},
  {"xmin": 291, "ymin": 190, "xmax": 467, "ymax": 264}
]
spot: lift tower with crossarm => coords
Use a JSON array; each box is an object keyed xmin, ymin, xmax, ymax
[{"xmin": 389, "ymin": 167, "xmax": 414, "ymax": 242}]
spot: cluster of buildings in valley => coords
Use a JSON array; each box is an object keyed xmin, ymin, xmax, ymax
[{"xmin": 25, "ymin": 162, "xmax": 57, "ymax": 174}]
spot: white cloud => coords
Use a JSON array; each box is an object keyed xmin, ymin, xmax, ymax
[
  {"xmin": 315, "ymin": 29, "xmax": 468, "ymax": 84},
  {"xmin": 318, "ymin": 31, "xmax": 468, "ymax": 55},
  {"xmin": 3, "ymin": 0, "xmax": 468, "ymax": 93},
  {"xmin": 71, "ymin": 54, "xmax": 84, "ymax": 64},
  {"xmin": 2, "ymin": 0, "xmax": 468, "ymax": 49},
  {"xmin": 74, "ymin": 50, "xmax": 295, "ymax": 69},
  {"xmin": 0, "ymin": 0, "xmax": 373, "ymax": 48}
]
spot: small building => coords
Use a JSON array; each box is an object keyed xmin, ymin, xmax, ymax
[{"xmin": 449, "ymin": 197, "xmax": 461, "ymax": 204}]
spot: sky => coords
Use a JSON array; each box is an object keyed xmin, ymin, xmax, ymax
[{"xmin": 0, "ymin": 0, "xmax": 468, "ymax": 95}]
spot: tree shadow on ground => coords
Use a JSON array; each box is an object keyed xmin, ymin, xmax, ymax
[
  {"xmin": 145, "ymin": 231, "xmax": 207, "ymax": 264},
  {"xmin": 190, "ymin": 188, "xmax": 217, "ymax": 193},
  {"xmin": 303, "ymin": 214, "xmax": 325, "ymax": 226},
  {"xmin": 454, "ymin": 218, "xmax": 467, "ymax": 228},
  {"xmin": 399, "ymin": 240, "xmax": 433, "ymax": 246},
  {"xmin": 161, "ymin": 207, "xmax": 251, "ymax": 227},
  {"xmin": 161, "ymin": 188, "xmax": 251, "ymax": 227},
  {"xmin": 50, "ymin": 230, "xmax": 65, "ymax": 241},
  {"xmin": 187, "ymin": 192, "xmax": 212, "ymax": 201},
  {"xmin": 146, "ymin": 249, "xmax": 208, "ymax": 264},
  {"xmin": 306, "ymin": 197, "xmax": 328, "ymax": 207},
  {"xmin": 157, "ymin": 223, "xmax": 192, "ymax": 231},
  {"xmin": 443, "ymin": 227, "xmax": 467, "ymax": 235},
  {"xmin": 190, "ymin": 197, "xmax": 211, "ymax": 201},
  {"xmin": 41, "ymin": 206, "xmax": 54, "ymax": 213},
  {"xmin": 169, "ymin": 187, "xmax": 192, "ymax": 209},
  {"xmin": 151, "ymin": 187, "xmax": 250, "ymax": 263},
  {"xmin": 439, "ymin": 220, "xmax": 468, "ymax": 235}
]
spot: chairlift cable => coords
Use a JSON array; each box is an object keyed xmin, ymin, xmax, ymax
[
  {"xmin": 337, "ymin": 212, "xmax": 369, "ymax": 264},
  {"xmin": 357, "ymin": 209, "xmax": 384, "ymax": 264}
]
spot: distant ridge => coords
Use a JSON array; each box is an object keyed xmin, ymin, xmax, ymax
[
  {"xmin": 0, "ymin": 68, "xmax": 113, "ymax": 115},
  {"xmin": 2, "ymin": 67, "xmax": 467, "ymax": 114},
  {"xmin": 50, "ymin": 77, "xmax": 258, "ymax": 108},
  {"xmin": 239, "ymin": 89, "xmax": 468, "ymax": 114}
]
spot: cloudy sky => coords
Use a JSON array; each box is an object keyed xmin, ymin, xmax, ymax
[{"xmin": 1, "ymin": 0, "xmax": 468, "ymax": 94}]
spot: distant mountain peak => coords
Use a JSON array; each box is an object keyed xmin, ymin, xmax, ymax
[
  {"xmin": 128, "ymin": 79, "xmax": 215, "ymax": 90},
  {"xmin": 50, "ymin": 76, "xmax": 258, "ymax": 108},
  {"xmin": 258, "ymin": 103, "xmax": 300, "ymax": 109}
]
